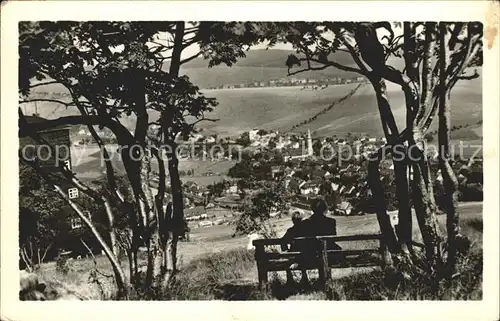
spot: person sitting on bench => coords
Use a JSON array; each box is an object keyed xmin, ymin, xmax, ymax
[
  {"xmin": 298, "ymin": 199, "xmax": 343, "ymax": 268},
  {"xmin": 281, "ymin": 211, "xmax": 309, "ymax": 285}
]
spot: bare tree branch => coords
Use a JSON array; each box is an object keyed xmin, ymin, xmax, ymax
[
  {"xmin": 189, "ymin": 117, "xmax": 219, "ymax": 127},
  {"xmin": 456, "ymin": 69, "xmax": 480, "ymax": 80},
  {"xmin": 448, "ymin": 23, "xmax": 465, "ymax": 51},
  {"xmin": 28, "ymin": 81, "xmax": 61, "ymax": 90},
  {"xmin": 19, "ymin": 99, "xmax": 74, "ymax": 107},
  {"xmin": 180, "ymin": 52, "xmax": 202, "ymax": 65},
  {"xmin": 288, "ymin": 58, "xmax": 366, "ymax": 77},
  {"xmin": 81, "ymin": 239, "xmax": 114, "ymax": 278}
]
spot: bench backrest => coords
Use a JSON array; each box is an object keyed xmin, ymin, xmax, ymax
[
  {"xmin": 252, "ymin": 233, "xmax": 388, "ymax": 270},
  {"xmin": 252, "ymin": 233, "xmax": 383, "ymax": 248}
]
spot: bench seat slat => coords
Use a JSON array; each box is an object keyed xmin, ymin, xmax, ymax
[
  {"xmin": 266, "ymin": 256, "xmax": 382, "ymax": 271},
  {"xmin": 253, "ymin": 233, "xmax": 382, "ymax": 246},
  {"xmin": 265, "ymin": 248, "xmax": 380, "ymax": 259}
]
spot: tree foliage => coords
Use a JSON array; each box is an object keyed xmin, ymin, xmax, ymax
[{"xmin": 233, "ymin": 186, "xmax": 288, "ymax": 237}]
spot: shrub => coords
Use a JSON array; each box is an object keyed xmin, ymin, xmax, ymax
[
  {"xmin": 56, "ymin": 255, "xmax": 70, "ymax": 275},
  {"xmin": 161, "ymin": 249, "xmax": 260, "ymax": 300}
]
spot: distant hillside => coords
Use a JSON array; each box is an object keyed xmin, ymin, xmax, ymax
[
  {"xmin": 169, "ymin": 49, "xmax": 361, "ymax": 89},
  {"xmin": 170, "ymin": 49, "xmax": 357, "ymax": 69},
  {"xmin": 164, "ymin": 49, "xmax": 404, "ymax": 89},
  {"xmin": 25, "ymin": 49, "xmax": 401, "ymax": 92},
  {"xmin": 180, "ymin": 66, "xmax": 360, "ymax": 90}
]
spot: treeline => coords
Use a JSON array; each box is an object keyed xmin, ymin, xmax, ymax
[{"xmin": 289, "ymin": 83, "xmax": 365, "ymax": 132}]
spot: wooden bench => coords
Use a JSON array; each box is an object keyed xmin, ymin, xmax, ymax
[{"xmin": 252, "ymin": 233, "xmax": 392, "ymax": 298}]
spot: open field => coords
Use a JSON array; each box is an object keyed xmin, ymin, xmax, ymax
[
  {"xmin": 36, "ymin": 202, "xmax": 482, "ymax": 299},
  {"xmin": 70, "ymin": 143, "xmax": 236, "ymax": 184},
  {"xmin": 196, "ymin": 76, "xmax": 481, "ymax": 138}
]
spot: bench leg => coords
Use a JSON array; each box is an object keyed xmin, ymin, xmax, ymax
[
  {"xmin": 255, "ymin": 245, "xmax": 268, "ymax": 291},
  {"xmin": 300, "ymin": 269, "xmax": 309, "ymax": 288},
  {"xmin": 258, "ymin": 266, "xmax": 268, "ymax": 291},
  {"xmin": 286, "ymin": 269, "xmax": 294, "ymax": 285}
]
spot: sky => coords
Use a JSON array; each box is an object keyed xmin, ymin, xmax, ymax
[
  {"xmin": 154, "ymin": 31, "xmax": 294, "ymax": 61},
  {"xmin": 162, "ymin": 23, "xmax": 404, "ymax": 60}
]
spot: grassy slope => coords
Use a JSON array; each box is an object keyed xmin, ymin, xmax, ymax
[
  {"xmin": 37, "ymin": 203, "xmax": 482, "ymax": 300},
  {"xmin": 196, "ymin": 75, "xmax": 482, "ymax": 138}
]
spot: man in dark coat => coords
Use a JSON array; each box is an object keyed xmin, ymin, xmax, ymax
[
  {"xmin": 301, "ymin": 198, "xmax": 342, "ymax": 250},
  {"xmin": 297, "ymin": 198, "xmax": 343, "ymax": 271}
]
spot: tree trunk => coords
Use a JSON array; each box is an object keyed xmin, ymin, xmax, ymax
[
  {"xmin": 367, "ymin": 149, "xmax": 399, "ymax": 255},
  {"xmin": 164, "ymin": 149, "xmax": 183, "ymax": 284},
  {"xmin": 103, "ymin": 201, "xmax": 120, "ymax": 260},
  {"xmin": 393, "ymin": 158, "xmax": 413, "ymax": 255},
  {"xmin": 370, "ymin": 77, "xmax": 412, "ymax": 259},
  {"xmin": 409, "ymin": 137, "xmax": 443, "ymax": 272},
  {"xmin": 163, "ymin": 230, "xmax": 177, "ymax": 288},
  {"xmin": 438, "ymin": 22, "xmax": 460, "ymax": 278},
  {"xmin": 152, "ymin": 21, "xmax": 186, "ymax": 288},
  {"xmin": 135, "ymin": 149, "xmax": 164, "ymax": 289}
]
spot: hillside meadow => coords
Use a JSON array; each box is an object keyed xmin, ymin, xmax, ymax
[
  {"xmin": 36, "ymin": 203, "xmax": 482, "ymax": 300},
  {"xmin": 196, "ymin": 75, "xmax": 482, "ymax": 138}
]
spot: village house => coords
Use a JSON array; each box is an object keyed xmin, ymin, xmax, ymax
[
  {"xmin": 205, "ymin": 136, "xmax": 216, "ymax": 144},
  {"xmin": 249, "ymin": 129, "xmax": 260, "ymax": 141},
  {"xmin": 336, "ymin": 201, "xmax": 353, "ymax": 216},
  {"xmin": 185, "ymin": 206, "xmax": 208, "ymax": 222},
  {"xmin": 20, "ymin": 115, "xmax": 81, "ymax": 209},
  {"xmin": 226, "ymin": 183, "xmax": 239, "ymax": 195},
  {"xmin": 20, "ymin": 115, "xmax": 73, "ymax": 172},
  {"xmin": 311, "ymin": 168, "xmax": 328, "ymax": 180},
  {"xmin": 271, "ymin": 166, "xmax": 284, "ymax": 179},
  {"xmin": 188, "ymin": 133, "xmax": 204, "ymax": 143},
  {"xmin": 284, "ymin": 167, "xmax": 296, "ymax": 178},
  {"xmin": 19, "ymin": 115, "xmax": 103, "ymax": 255},
  {"xmin": 337, "ymin": 139, "xmax": 347, "ymax": 146},
  {"xmin": 287, "ymin": 177, "xmax": 306, "ymax": 193},
  {"xmin": 198, "ymin": 221, "xmax": 213, "ymax": 228},
  {"xmin": 339, "ymin": 164, "xmax": 354, "ymax": 174},
  {"xmin": 269, "ymin": 206, "xmax": 280, "ymax": 218},
  {"xmin": 300, "ymin": 181, "xmax": 320, "ymax": 196},
  {"xmin": 250, "ymin": 140, "xmax": 261, "ymax": 147},
  {"xmin": 214, "ymin": 150, "xmax": 225, "ymax": 160}
]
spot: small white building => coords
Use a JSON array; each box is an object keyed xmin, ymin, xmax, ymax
[
  {"xmin": 198, "ymin": 221, "xmax": 213, "ymax": 228},
  {"xmin": 226, "ymin": 184, "xmax": 239, "ymax": 195},
  {"xmin": 249, "ymin": 129, "xmax": 260, "ymax": 141},
  {"xmin": 336, "ymin": 201, "xmax": 353, "ymax": 216},
  {"xmin": 205, "ymin": 136, "xmax": 216, "ymax": 144},
  {"xmin": 300, "ymin": 182, "xmax": 320, "ymax": 195}
]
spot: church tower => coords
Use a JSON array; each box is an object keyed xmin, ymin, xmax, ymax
[{"xmin": 307, "ymin": 129, "xmax": 313, "ymax": 157}]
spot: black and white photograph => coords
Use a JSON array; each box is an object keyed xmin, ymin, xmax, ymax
[{"xmin": 1, "ymin": 1, "xmax": 499, "ymax": 320}]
